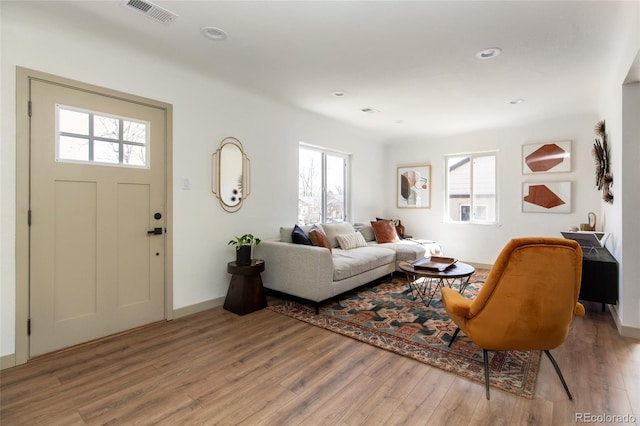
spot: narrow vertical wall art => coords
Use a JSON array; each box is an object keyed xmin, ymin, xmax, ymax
[{"xmin": 592, "ymin": 120, "xmax": 613, "ymax": 203}]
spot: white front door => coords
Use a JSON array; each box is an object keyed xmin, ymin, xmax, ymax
[{"xmin": 29, "ymin": 78, "xmax": 167, "ymax": 357}]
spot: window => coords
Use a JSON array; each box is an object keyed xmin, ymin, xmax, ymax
[
  {"xmin": 445, "ymin": 152, "xmax": 497, "ymax": 223},
  {"xmin": 298, "ymin": 145, "xmax": 349, "ymax": 225},
  {"xmin": 56, "ymin": 105, "xmax": 149, "ymax": 168}
]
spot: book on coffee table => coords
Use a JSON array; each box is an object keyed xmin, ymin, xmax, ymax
[{"xmin": 412, "ymin": 256, "xmax": 458, "ymax": 272}]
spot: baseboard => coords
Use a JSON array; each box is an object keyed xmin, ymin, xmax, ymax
[
  {"xmin": 1, "ymin": 353, "xmax": 16, "ymax": 370},
  {"xmin": 173, "ymin": 296, "xmax": 225, "ymax": 319},
  {"xmin": 467, "ymin": 262, "xmax": 493, "ymax": 270},
  {"xmin": 619, "ymin": 324, "xmax": 640, "ymax": 339},
  {"xmin": 610, "ymin": 304, "xmax": 640, "ymax": 339}
]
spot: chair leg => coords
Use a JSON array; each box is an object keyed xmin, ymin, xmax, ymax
[
  {"xmin": 483, "ymin": 349, "xmax": 490, "ymax": 400},
  {"xmin": 446, "ymin": 328, "xmax": 490, "ymax": 399},
  {"xmin": 448, "ymin": 327, "xmax": 461, "ymax": 348},
  {"xmin": 544, "ymin": 350, "xmax": 573, "ymax": 400}
]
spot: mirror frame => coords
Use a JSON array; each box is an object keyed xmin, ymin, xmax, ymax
[{"xmin": 211, "ymin": 137, "xmax": 251, "ymax": 213}]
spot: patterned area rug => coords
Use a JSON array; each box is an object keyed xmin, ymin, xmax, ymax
[{"xmin": 268, "ymin": 272, "xmax": 541, "ymax": 398}]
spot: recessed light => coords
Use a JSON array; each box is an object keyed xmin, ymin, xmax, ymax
[
  {"xmin": 509, "ymin": 98, "xmax": 525, "ymax": 104},
  {"xmin": 332, "ymin": 91, "xmax": 346, "ymax": 97},
  {"xmin": 201, "ymin": 26, "xmax": 227, "ymax": 41},
  {"xmin": 476, "ymin": 47, "xmax": 502, "ymax": 60}
]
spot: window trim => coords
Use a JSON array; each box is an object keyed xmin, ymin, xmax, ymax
[{"xmin": 444, "ymin": 150, "xmax": 499, "ymax": 225}]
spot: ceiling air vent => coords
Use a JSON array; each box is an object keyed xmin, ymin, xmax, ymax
[{"xmin": 123, "ymin": 0, "xmax": 178, "ymax": 25}]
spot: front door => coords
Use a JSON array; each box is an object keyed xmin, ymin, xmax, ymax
[{"xmin": 29, "ymin": 78, "xmax": 167, "ymax": 357}]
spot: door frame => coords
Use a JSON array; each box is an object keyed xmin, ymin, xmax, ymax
[{"xmin": 15, "ymin": 67, "xmax": 174, "ymax": 365}]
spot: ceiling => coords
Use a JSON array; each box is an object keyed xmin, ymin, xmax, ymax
[{"xmin": 35, "ymin": 1, "xmax": 638, "ymax": 139}]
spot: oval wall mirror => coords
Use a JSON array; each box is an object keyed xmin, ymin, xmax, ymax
[{"xmin": 211, "ymin": 137, "xmax": 250, "ymax": 212}]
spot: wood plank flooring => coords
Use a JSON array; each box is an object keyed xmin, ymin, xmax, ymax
[{"xmin": 1, "ymin": 298, "xmax": 639, "ymax": 425}]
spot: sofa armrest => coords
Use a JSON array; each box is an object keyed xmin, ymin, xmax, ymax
[{"xmin": 254, "ymin": 240, "xmax": 335, "ymax": 302}]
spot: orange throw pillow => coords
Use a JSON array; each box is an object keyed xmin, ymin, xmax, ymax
[
  {"xmin": 309, "ymin": 226, "xmax": 332, "ymax": 252},
  {"xmin": 370, "ymin": 220, "xmax": 399, "ymax": 243}
]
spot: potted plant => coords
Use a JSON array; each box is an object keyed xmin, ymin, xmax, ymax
[{"xmin": 228, "ymin": 234, "xmax": 261, "ymax": 266}]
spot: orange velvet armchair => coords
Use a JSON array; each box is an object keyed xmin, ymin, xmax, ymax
[{"xmin": 442, "ymin": 237, "xmax": 585, "ymax": 400}]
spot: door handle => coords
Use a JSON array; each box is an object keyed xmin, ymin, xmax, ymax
[{"xmin": 147, "ymin": 227, "xmax": 163, "ymax": 235}]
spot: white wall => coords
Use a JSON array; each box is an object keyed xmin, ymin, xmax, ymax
[
  {"xmin": 0, "ymin": 2, "xmax": 387, "ymax": 358},
  {"xmin": 620, "ymin": 80, "xmax": 640, "ymax": 333},
  {"xmin": 597, "ymin": 1, "xmax": 640, "ymax": 335},
  {"xmin": 382, "ymin": 114, "xmax": 603, "ymax": 265}
]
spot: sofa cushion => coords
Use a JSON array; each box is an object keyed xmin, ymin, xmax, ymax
[
  {"xmin": 309, "ymin": 225, "xmax": 332, "ymax": 252},
  {"xmin": 371, "ymin": 220, "xmax": 399, "ymax": 243},
  {"xmin": 354, "ymin": 224, "xmax": 376, "ymax": 242},
  {"xmin": 368, "ymin": 240, "xmax": 426, "ymax": 261},
  {"xmin": 335, "ymin": 231, "xmax": 368, "ymax": 250},
  {"xmin": 323, "ymin": 222, "xmax": 356, "ymax": 248},
  {"xmin": 332, "ymin": 246, "xmax": 396, "ymax": 281},
  {"xmin": 369, "ymin": 239, "xmax": 443, "ymax": 260},
  {"xmin": 291, "ymin": 224, "xmax": 312, "ymax": 245},
  {"xmin": 280, "ymin": 224, "xmax": 321, "ymax": 243}
]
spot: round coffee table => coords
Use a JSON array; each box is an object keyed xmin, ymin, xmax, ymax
[{"xmin": 399, "ymin": 260, "xmax": 475, "ymax": 307}]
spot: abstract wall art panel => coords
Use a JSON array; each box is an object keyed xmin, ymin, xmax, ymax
[
  {"xmin": 522, "ymin": 181, "xmax": 572, "ymax": 213},
  {"xmin": 522, "ymin": 140, "xmax": 571, "ymax": 174},
  {"xmin": 398, "ymin": 165, "xmax": 430, "ymax": 208}
]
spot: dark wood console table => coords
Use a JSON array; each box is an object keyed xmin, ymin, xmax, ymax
[
  {"xmin": 224, "ymin": 260, "xmax": 267, "ymax": 315},
  {"xmin": 580, "ymin": 246, "xmax": 618, "ymax": 311}
]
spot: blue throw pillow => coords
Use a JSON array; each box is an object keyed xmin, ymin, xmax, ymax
[{"xmin": 292, "ymin": 224, "xmax": 312, "ymax": 245}]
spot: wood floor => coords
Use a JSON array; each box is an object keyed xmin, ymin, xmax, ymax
[{"xmin": 1, "ymin": 298, "xmax": 639, "ymax": 425}]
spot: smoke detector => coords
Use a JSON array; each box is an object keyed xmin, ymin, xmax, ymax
[{"xmin": 123, "ymin": 0, "xmax": 178, "ymax": 25}]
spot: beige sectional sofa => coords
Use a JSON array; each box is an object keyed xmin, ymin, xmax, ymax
[{"xmin": 254, "ymin": 221, "xmax": 442, "ymax": 311}]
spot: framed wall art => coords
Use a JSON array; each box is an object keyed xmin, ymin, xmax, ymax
[
  {"xmin": 522, "ymin": 181, "xmax": 572, "ymax": 213},
  {"xmin": 522, "ymin": 140, "xmax": 571, "ymax": 174},
  {"xmin": 397, "ymin": 165, "xmax": 430, "ymax": 208}
]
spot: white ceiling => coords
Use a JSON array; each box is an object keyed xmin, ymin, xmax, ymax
[{"xmin": 38, "ymin": 1, "xmax": 637, "ymax": 139}]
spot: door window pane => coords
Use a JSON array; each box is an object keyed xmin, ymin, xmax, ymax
[
  {"xmin": 123, "ymin": 144, "xmax": 146, "ymax": 167},
  {"xmin": 124, "ymin": 121, "xmax": 146, "ymax": 144},
  {"xmin": 58, "ymin": 109, "xmax": 88, "ymax": 134},
  {"xmin": 58, "ymin": 136, "xmax": 89, "ymax": 161},
  {"xmin": 93, "ymin": 115, "xmax": 119, "ymax": 140},
  {"xmin": 94, "ymin": 141, "xmax": 119, "ymax": 164}
]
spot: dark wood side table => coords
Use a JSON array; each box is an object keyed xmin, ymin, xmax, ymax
[
  {"xmin": 580, "ymin": 247, "xmax": 618, "ymax": 311},
  {"xmin": 224, "ymin": 260, "xmax": 267, "ymax": 315}
]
